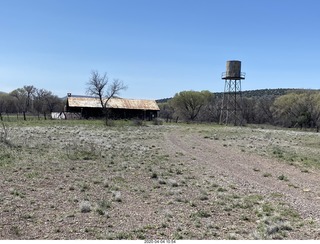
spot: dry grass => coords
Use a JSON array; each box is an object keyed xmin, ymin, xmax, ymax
[{"xmin": 0, "ymin": 121, "xmax": 319, "ymax": 239}]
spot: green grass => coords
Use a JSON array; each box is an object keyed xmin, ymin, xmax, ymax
[
  {"xmin": 192, "ymin": 210, "xmax": 211, "ymax": 218},
  {"xmin": 0, "ymin": 116, "xmax": 159, "ymax": 129},
  {"xmin": 0, "ymin": 151, "xmax": 13, "ymax": 166},
  {"xmin": 198, "ymin": 123, "xmax": 320, "ymax": 170}
]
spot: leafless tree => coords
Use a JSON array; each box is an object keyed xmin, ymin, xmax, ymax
[
  {"xmin": 9, "ymin": 85, "xmax": 36, "ymax": 120},
  {"xmin": 0, "ymin": 94, "xmax": 7, "ymax": 121},
  {"xmin": 86, "ymin": 70, "xmax": 127, "ymax": 124},
  {"xmin": 24, "ymin": 85, "xmax": 36, "ymax": 111},
  {"xmin": 34, "ymin": 89, "xmax": 63, "ymax": 119}
]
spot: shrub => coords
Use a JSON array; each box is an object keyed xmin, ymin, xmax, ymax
[
  {"xmin": 96, "ymin": 208, "xmax": 105, "ymax": 215},
  {"xmin": 158, "ymin": 179, "xmax": 166, "ymax": 185},
  {"xmin": 152, "ymin": 118, "xmax": 163, "ymax": 125},
  {"xmin": 106, "ymin": 119, "xmax": 115, "ymax": 127},
  {"xmin": 80, "ymin": 201, "xmax": 91, "ymax": 213},
  {"xmin": 0, "ymin": 121, "xmax": 9, "ymax": 145},
  {"xmin": 151, "ymin": 172, "xmax": 158, "ymax": 179},
  {"xmin": 196, "ymin": 210, "xmax": 211, "ymax": 218},
  {"xmin": 168, "ymin": 179, "xmax": 178, "ymax": 187},
  {"xmin": 113, "ymin": 191, "xmax": 122, "ymax": 202},
  {"xmin": 132, "ymin": 119, "xmax": 146, "ymax": 126},
  {"xmin": 199, "ymin": 195, "xmax": 209, "ymax": 201},
  {"xmin": 217, "ymin": 187, "xmax": 227, "ymax": 192},
  {"xmin": 278, "ymin": 174, "xmax": 288, "ymax": 181},
  {"xmin": 263, "ymin": 173, "xmax": 272, "ymax": 177}
]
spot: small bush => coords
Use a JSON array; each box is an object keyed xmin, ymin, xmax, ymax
[
  {"xmin": 113, "ymin": 191, "xmax": 122, "ymax": 202},
  {"xmin": 190, "ymin": 201, "xmax": 197, "ymax": 207},
  {"xmin": 196, "ymin": 210, "xmax": 211, "ymax": 218},
  {"xmin": 199, "ymin": 195, "xmax": 209, "ymax": 201},
  {"xmin": 158, "ymin": 179, "xmax": 166, "ymax": 185},
  {"xmin": 80, "ymin": 201, "xmax": 91, "ymax": 213},
  {"xmin": 0, "ymin": 121, "xmax": 9, "ymax": 144},
  {"xmin": 217, "ymin": 187, "xmax": 227, "ymax": 192},
  {"xmin": 0, "ymin": 152, "xmax": 12, "ymax": 166},
  {"xmin": 99, "ymin": 199, "xmax": 111, "ymax": 209},
  {"xmin": 152, "ymin": 118, "xmax": 163, "ymax": 125},
  {"xmin": 132, "ymin": 119, "xmax": 146, "ymax": 126},
  {"xmin": 278, "ymin": 174, "xmax": 288, "ymax": 181},
  {"xmin": 168, "ymin": 179, "xmax": 178, "ymax": 187},
  {"xmin": 96, "ymin": 208, "xmax": 105, "ymax": 215},
  {"xmin": 106, "ymin": 119, "xmax": 115, "ymax": 127},
  {"xmin": 151, "ymin": 172, "xmax": 158, "ymax": 179}
]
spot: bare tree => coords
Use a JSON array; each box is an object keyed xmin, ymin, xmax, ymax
[
  {"xmin": 10, "ymin": 85, "xmax": 36, "ymax": 120},
  {"xmin": 24, "ymin": 85, "xmax": 36, "ymax": 112},
  {"xmin": 34, "ymin": 89, "xmax": 47, "ymax": 119},
  {"xmin": 34, "ymin": 89, "xmax": 62, "ymax": 119},
  {"xmin": 0, "ymin": 94, "xmax": 7, "ymax": 121},
  {"xmin": 86, "ymin": 70, "xmax": 127, "ymax": 124},
  {"xmin": 10, "ymin": 88, "xmax": 27, "ymax": 120}
]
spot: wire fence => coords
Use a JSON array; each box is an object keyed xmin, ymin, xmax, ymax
[{"xmin": 0, "ymin": 112, "xmax": 84, "ymax": 122}]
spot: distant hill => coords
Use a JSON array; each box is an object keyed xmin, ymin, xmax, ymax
[
  {"xmin": 216, "ymin": 88, "xmax": 302, "ymax": 98},
  {"xmin": 217, "ymin": 88, "xmax": 320, "ymax": 98},
  {"xmin": 156, "ymin": 88, "xmax": 320, "ymax": 103},
  {"xmin": 156, "ymin": 98, "xmax": 171, "ymax": 103}
]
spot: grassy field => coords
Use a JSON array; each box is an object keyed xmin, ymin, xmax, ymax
[
  {"xmin": 196, "ymin": 124, "xmax": 320, "ymax": 170},
  {"xmin": 0, "ymin": 120, "xmax": 319, "ymax": 240}
]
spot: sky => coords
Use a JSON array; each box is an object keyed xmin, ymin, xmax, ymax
[{"xmin": 1, "ymin": 0, "xmax": 320, "ymax": 100}]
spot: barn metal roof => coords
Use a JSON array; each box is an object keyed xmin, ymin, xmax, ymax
[{"xmin": 67, "ymin": 96, "xmax": 160, "ymax": 111}]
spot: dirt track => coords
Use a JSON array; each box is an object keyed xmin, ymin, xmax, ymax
[{"xmin": 164, "ymin": 129, "xmax": 320, "ymax": 223}]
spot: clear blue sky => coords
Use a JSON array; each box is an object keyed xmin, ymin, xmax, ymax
[{"xmin": 1, "ymin": 0, "xmax": 320, "ymax": 99}]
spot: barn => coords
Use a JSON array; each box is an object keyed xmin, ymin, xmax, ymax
[{"xmin": 65, "ymin": 94, "xmax": 160, "ymax": 120}]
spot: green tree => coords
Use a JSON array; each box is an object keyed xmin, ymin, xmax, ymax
[
  {"xmin": 272, "ymin": 91, "xmax": 320, "ymax": 129},
  {"xmin": 307, "ymin": 92, "xmax": 320, "ymax": 131},
  {"xmin": 170, "ymin": 90, "xmax": 213, "ymax": 121}
]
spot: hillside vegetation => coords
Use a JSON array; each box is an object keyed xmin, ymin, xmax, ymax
[
  {"xmin": 157, "ymin": 88, "xmax": 320, "ymax": 130},
  {"xmin": 156, "ymin": 88, "xmax": 313, "ymax": 103}
]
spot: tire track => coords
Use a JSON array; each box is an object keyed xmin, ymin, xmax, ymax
[{"xmin": 164, "ymin": 130, "xmax": 320, "ymax": 223}]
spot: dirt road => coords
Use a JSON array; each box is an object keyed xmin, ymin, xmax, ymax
[{"xmin": 164, "ymin": 129, "xmax": 320, "ymax": 223}]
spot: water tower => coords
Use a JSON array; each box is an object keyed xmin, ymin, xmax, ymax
[{"xmin": 219, "ymin": 60, "xmax": 245, "ymax": 125}]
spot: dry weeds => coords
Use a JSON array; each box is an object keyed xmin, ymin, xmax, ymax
[{"xmin": 0, "ymin": 121, "xmax": 319, "ymax": 239}]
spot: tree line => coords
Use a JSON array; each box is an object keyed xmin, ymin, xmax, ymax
[
  {"xmin": 0, "ymin": 71, "xmax": 126, "ymax": 122},
  {"xmin": 0, "ymin": 86, "xmax": 64, "ymax": 120},
  {"xmin": 158, "ymin": 89, "xmax": 320, "ymax": 131},
  {"xmin": 2, "ymin": 82, "xmax": 320, "ymax": 130}
]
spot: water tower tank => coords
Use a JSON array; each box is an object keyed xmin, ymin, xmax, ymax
[{"xmin": 222, "ymin": 60, "xmax": 244, "ymax": 79}]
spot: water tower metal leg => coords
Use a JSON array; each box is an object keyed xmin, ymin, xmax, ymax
[{"xmin": 219, "ymin": 79, "xmax": 243, "ymax": 126}]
